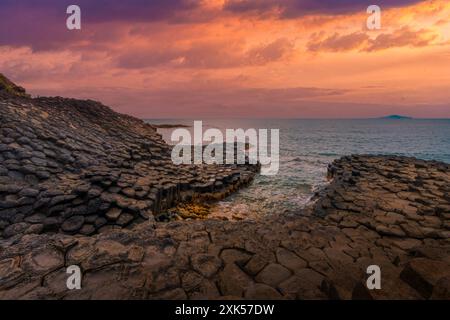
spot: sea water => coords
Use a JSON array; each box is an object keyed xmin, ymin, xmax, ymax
[{"xmin": 146, "ymin": 119, "xmax": 450, "ymax": 219}]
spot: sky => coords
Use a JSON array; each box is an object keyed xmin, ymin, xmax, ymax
[{"xmin": 0, "ymin": 0, "xmax": 449, "ymax": 118}]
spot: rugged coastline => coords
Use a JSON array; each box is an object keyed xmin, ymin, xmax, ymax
[
  {"xmin": 1, "ymin": 76, "xmax": 449, "ymax": 300},
  {"xmin": 0, "ymin": 76, "xmax": 259, "ymax": 237}
]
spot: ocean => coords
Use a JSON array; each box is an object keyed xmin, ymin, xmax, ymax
[{"xmin": 145, "ymin": 119, "xmax": 450, "ymax": 220}]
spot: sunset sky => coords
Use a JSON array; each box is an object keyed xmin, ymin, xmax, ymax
[{"xmin": 1, "ymin": 0, "xmax": 449, "ymax": 118}]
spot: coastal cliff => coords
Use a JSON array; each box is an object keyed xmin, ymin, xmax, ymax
[
  {"xmin": 0, "ymin": 75, "xmax": 258, "ymax": 237},
  {"xmin": 0, "ymin": 75, "xmax": 449, "ymax": 300}
]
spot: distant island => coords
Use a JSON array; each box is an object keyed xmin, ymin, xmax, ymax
[{"xmin": 379, "ymin": 115, "xmax": 413, "ymax": 120}]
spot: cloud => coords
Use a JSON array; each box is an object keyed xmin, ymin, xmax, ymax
[
  {"xmin": 307, "ymin": 32, "xmax": 369, "ymax": 52},
  {"xmin": 223, "ymin": 0, "xmax": 424, "ymax": 18},
  {"xmin": 307, "ymin": 27, "xmax": 439, "ymax": 52},
  {"xmin": 0, "ymin": 0, "xmax": 199, "ymax": 23},
  {"xmin": 116, "ymin": 38, "xmax": 294, "ymax": 69},
  {"xmin": 1, "ymin": 0, "xmax": 449, "ymax": 119},
  {"xmin": 247, "ymin": 38, "xmax": 295, "ymax": 65},
  {"xmin": 0, "ymin": 0, "xmax": 427, "ymax": 49},
  {"xmin": 34, "ymin": 83, "xmax": 347, "ymax": 118},
  {"xmin": 0, "ymin": 0, "xmax": 433, "ymax": 52},
  {"xmin": 365, "ymin": 27, "xmax": 439, "ymax": 51},
  {"xmin": 116, "ymin": 41, "xmax": 243, "ymax": 69},
  {"xmin": 0, "ymin": 0, "xmax": 201, "ymax": 50}
]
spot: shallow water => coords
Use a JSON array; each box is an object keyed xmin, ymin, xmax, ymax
[{"xmin": 146, "ymin": 119, "xmax": 450, "ymax": 219}]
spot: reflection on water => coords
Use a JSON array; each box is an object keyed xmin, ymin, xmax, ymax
[{"xmin": 146, "ymin": 118, "xmax": 450, "ymax": 220}]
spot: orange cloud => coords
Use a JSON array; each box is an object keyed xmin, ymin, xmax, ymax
[
  {"xmin": 307, "ymin": 27, "xmax": 441, "ymax": 52},
  {"xmin": 0, "ymin": 0, "xmax": 449, "ymax": 118},
  {"xmin": 365, "ymin": 27, "xmax": 439, "ymax": 51},
  {"xmin": 307, "ymin": 32, "xmax": 369, "ymax": 52}
]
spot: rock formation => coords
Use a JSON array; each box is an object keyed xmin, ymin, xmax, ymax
[
  {"xmin": 0, "ymin": 75, "xmax": 449, "ymax": 300},
  {"xmin": 0, "ymin": 74, "xmax": 29, "ymax": 98},
  {"xmin": 0, "ymin": 74, "xmax": 258, "ymax": 238}
]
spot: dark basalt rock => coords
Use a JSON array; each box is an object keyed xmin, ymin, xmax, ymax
[
  {"xmin": 61, "ymin": 216, "xmax": 85, "ymax": 233},
  {"xmin": 0, "ymin": 159, "xmax": 449, "ymax": 301},
  {"xmin": 313, "ymin": 154, "xmax": 450, "ymax": 241},
  {"xmin": 0, "ymin": 74, "xmax": 260, "ymax": 238},
  {"xmin": 1, "ymin": 74, "xmax": 449, "ymax": 300}
]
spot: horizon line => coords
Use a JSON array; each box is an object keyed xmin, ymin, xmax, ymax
[{"xmin": 142, "ymin": 117, "xmax": 450, "ymax": 120}]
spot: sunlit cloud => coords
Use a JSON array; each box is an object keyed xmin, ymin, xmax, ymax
[{"xmin": 0, "ymin": 0, "xmax": 449, "ymax": 118}]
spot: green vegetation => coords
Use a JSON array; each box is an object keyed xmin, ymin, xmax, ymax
[{"xmin": 0, "ymin": 73, "xmax": 30, "ymax": 98}]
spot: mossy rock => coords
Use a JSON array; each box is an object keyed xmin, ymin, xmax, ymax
[{"xmin": 0, "ymin": 73, "xmax": 30, "ymax": 98}]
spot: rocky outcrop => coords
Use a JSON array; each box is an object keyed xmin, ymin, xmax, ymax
[
  {"xmin": 0, "ymin": 75, "xmax": 449, "ymax": 300},
  {"xmin": 317, "ymin": 155, "xmax": 450, "ymax": 241},
  {"xmin": 0, "ymin": 74, "xmax": 29, "ymax": 98},
  {"xmin": 0, "ymin": 154, "xmax": 448, "ymax": 300},
  {"xmin": 0, "ymin": 75, "xmax": 258, "ymax": 239}
]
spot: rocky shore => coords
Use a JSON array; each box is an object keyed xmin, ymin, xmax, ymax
[
  {"xmin": 1, "ymin": 75, "xmax": 449, "ymax": 300},
  {"xmin": 0, "ymin": 75, "xmax": 258, "ymax": 238}
]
